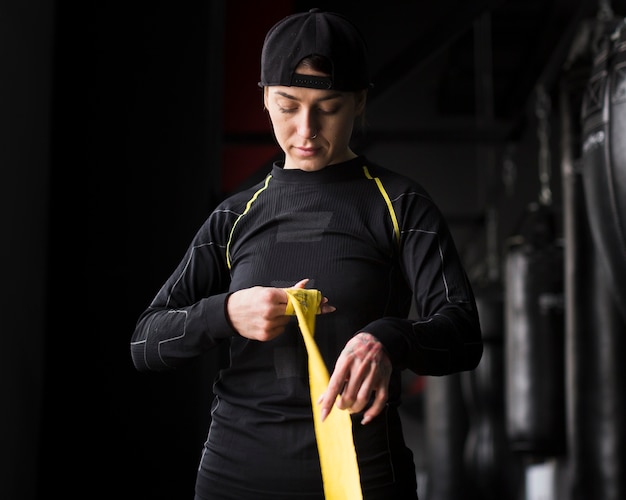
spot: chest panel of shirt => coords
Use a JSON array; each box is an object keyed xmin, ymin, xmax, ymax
[{"xmin": 227, "ymin": 178, "xmax": 397, "ymax": 292}]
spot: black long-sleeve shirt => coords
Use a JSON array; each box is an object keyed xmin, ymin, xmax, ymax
[{"xmin": 130, "ymin": 156, "xmax": 482, "ymax": 499}]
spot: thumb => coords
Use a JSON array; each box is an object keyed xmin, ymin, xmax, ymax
[{"xmin": 292, "ymin": 278, "xmax": 310, "ymax": 289}]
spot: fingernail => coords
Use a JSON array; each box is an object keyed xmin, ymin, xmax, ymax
[
  {"xmin": 361, "ymin": 415, "xmax": 371, "ymax": 425},
  {"xmin": 320, "ymin": 408, "xmax": 328, "ymax": 422}
]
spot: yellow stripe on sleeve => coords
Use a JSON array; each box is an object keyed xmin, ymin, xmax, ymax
[
  {"xmin": 226, "ymin": 175, "xmax": 272, "ymax": 269},
  {"xmin": 363, "ymin": 166, "xmax": 400, "ymax": 245}
]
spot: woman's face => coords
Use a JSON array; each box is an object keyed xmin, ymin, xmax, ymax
[{"xmin": 264, "ymin": 68, "xmax": 366, "ymax": 171}]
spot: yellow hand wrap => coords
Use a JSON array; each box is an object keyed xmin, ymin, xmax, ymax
[{"xmin": 284, "ymin": 288, "xmax": 363, "ymax": 500}]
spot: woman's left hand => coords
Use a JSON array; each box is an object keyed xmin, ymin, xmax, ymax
[{"xmin": 318, "ymin": 332, "xmax": 392, "ymax": 425}]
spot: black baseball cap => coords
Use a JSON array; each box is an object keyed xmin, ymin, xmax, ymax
[{"xmin": 259, "ymin": 8, "xmax": 371, "ymax": 91}]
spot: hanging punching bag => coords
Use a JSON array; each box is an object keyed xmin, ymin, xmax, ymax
[
  {"xmin": 504, "ymin": 202, "xmax": 566, "ymax": 457},
  {"xmin": 462, "ymin": 287, "xmax": 523, "ymax": 500},
  {"xmin": 573, "ymin": 17, "xmax": 626, "ymax": 500},
  {"xmin": 424, "ymin": 374, "xmax": 470, "ymax": 500},
  {"xmin": 580, "ymin": 19, "xmax": 626, "ymax": 320}
]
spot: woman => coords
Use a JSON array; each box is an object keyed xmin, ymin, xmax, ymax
[{"xmin": 131, "ymin": 8, "xmax": 483, "ymax": 499}]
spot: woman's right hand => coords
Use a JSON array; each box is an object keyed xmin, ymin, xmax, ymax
[{"xmin": 225, "ymin": 279, "xmax": 335, "ymax": 341}]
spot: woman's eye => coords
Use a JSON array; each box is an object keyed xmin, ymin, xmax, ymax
[
  {"xmin": 279, "ymin": 107, "xmax": 297, "ymax": 114},
  {"xmin": 318, "ymin": 106, "xmax": 339, "ymax": 115}
]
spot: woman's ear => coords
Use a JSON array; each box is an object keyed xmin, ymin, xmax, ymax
[
  {"xmin": 263, "ymin": 86, "xmax": 269, "ymax": 111},
  {"xmin": 355, "ymin": 89, "xmax": 367, "ymax": 115}
]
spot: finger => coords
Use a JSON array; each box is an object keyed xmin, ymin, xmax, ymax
[
  {"xmin": 353, "ymin": 355, "xmax": 382, "ymax": 411},
  {"xmin": 292, "ymin": 278, "xmax": 309, "ymax": 289},
  {"xmin": 274, "ymin": 288, "xmax": 291, "ymax": 312},
  {"xmin": 318, "ymin": 378, "xmax": 346, "ymax": 420},
  {"xmin": 336, "ymin": 344, "xmax": 381, "ymax": 411},
  {"xmin": 318, "ymin": 297, "xmax": 336, "ymax": 314},
  {"xmin": 277, "ymin": 297, "xmax": 293, "ymax": 316},
  {"xmin": 361, "ymin": 385, "xmax": 388, "ymax": 425},
  {"xmin": 318, "ymin": 389, "xmax": 342, "ymax": 422},
  {"xmin": 319, "ymin": 303, "xmax": 336, "ymax": 314},
  {"xmin": 351, "ymin": 356, "xmax": 383, "ymax": 414},
  {"xmin": 257, "ymin": 314, "xmax": 291, "ymax": 337},
  {"xmin": 318, "ymin": 361, "xmax": 350, "ymax": 421}
]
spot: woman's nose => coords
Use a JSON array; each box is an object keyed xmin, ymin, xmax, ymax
[{"xmin": 297, "ymin": 110, "xmax": 318, "ymax": 139}]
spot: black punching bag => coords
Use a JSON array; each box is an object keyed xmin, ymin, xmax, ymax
[
  {"xmin": 504, "ymin": 203, "xmax": 566, "ymax": 457},
  {"xmin": 462, "ymin": 288, "xmax": 522, "ymax": 500},
  {"xmin": 424, "ymin": 374, "xmax": 469, "ymax": 500},
  {"xmin": 573, "ymin": 17, "xmax": 626, "ymax": 500},
  {"xmin": 581, "ymin": 20, "xmax": 626, "ymax": 319}
]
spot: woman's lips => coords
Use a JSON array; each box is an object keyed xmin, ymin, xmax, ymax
[{"xmin": 295, "ymin": 146, "xmax": 319, "ymax": 156}]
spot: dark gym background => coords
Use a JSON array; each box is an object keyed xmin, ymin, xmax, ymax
[{"xmin": 2, "ymin": 1, "xmax": 625, "ymax": 499}]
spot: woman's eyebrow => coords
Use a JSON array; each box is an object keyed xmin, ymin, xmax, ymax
[{"xmin": 273, "ymin": 90, "xmax": 344, "ymax": 102}]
